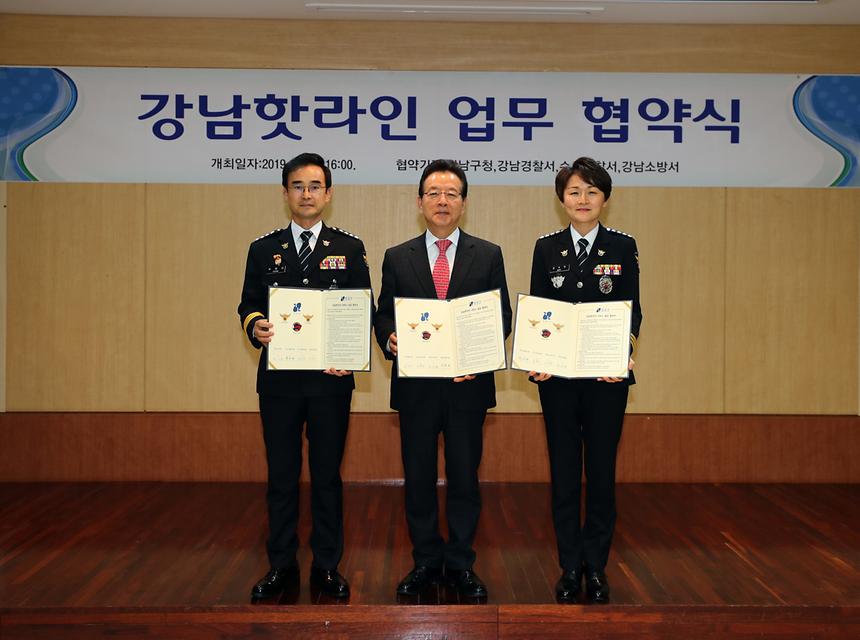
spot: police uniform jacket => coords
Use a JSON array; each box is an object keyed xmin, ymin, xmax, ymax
[
  {"xmin": 238, "ymin": 222, "xmax": 371, "ymax": 397},
  {"xmin": 530, "ymin": 223, "xmax": 641, "ymax": 384}
]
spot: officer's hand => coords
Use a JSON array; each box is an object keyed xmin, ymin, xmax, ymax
[
  {"xmin": 388, "ymin": 332, "xmax": 398, "ymax": 356},
  {"xmin": 453, "ymin": 374, "xmax": 477, "ymax": 383},
  {"xmin": 324, "ymin": 368, "xmax": 352, "ymax": 377},
  {"xmin": 529, "ymin": 371, "xmax": 552, "ymax": 382},
  {"xmin": 598, "ymin": 357, "xmax": 634, "ymax": 383},
  {"xmin": 254, "ymin": 318, "xmax": 274, "ymax": 344}
]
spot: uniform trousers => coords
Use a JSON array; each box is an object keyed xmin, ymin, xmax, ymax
[
  {"xmin": 398, "ymin": 398, "xmax": 486, "ymax": 571},
  {"xmin": 259, "ymin": 393, "xmax": 351, "ymax": 571},
  {"xmin": 538, "ymin": 379, "xmax": 629, "ymax": 572}
]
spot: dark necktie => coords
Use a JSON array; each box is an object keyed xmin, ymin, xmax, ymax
[
  {"xmin": 298, "ymin": 230, "xmax": 313, "ymax": 274},
  {"xmin": 576, "ymin": 238, "xmax": 589, "ymax": 271}
]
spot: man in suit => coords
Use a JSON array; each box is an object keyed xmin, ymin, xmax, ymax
[
  {"xmin": 238, "ymin": 152, "xmax": 371, "ymax": 600},
  {"xmin": 375, "ymin": 159, "xmax": 512, "ymax": 599}
]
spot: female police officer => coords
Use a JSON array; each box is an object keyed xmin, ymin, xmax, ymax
[{"xmin": 528, "ymin": 157, "xmax": 641, "ymax": 604}]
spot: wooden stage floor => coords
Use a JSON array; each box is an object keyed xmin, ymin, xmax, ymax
[{"xmin": 1, "ymin": 482, "xmax": 858, "ymax": 638}]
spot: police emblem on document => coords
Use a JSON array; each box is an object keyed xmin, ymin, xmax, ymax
[
  {"xmin": 599, "ymin": 275, "xmax": 613, "ymax": 294},
  {"xmin": 551, "ymin": 275, "xmax": 565, "ymax": 289}
]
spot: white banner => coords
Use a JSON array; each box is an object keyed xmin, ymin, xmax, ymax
[{"xmin": 1, "ymin": 67, "xmax": 858, "ymax": 187}]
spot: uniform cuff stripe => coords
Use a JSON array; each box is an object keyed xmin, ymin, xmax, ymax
[{"xmin": 243, "ymin": 312, "xmax": 264, "ymax": 333}]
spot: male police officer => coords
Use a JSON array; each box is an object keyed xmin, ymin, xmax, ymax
[{"xmin": 239, "ymin": 152, "xmax": 370, "ymax": 600}]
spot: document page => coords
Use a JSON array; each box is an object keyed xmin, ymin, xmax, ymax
[
  {"xmin": 573, "ymin": 302, "xmax": 631, "ymax": 378},
  {"xmin": 323, "ymin": 290, "xmax": 373, "ymax": 371},
  {"xmin": 510, "ymin": 294, "xmax": 575, "ymax": 377},
  {"xmin": 451, "ymin": 290, "xmax": 507, "ymax": 376},
  {"xmin": 267, "ymin": 287, "xmax": 372, "ymax": 371},
  {"xmin": 394, "ymin": 297, "xmax": 455, "ymax": 377},
  {"xmin": 395, "ymin": 289, "xmax": 506, "ymax": 378},
  {"xmin": 268, "ymin": 288, "xmax": 324, "ymax": 371},
  {"xmin": 512, "ymin": 294, "xmax": 631, "ymax": 379}
]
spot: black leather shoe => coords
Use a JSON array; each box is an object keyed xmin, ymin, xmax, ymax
[
  {"xmin": 310, "ymin": 567, "xmax": 350, "ymax": 599},
  {"xmin": 251, "ymin": 566, "xmax": 299, "ymax": 600},
  {"xmin": 584, "ymin": 568, "xmax": 610, "ymax": 603},
  {"xmin": 396, "ymin": 565, "xmax": 442, "ymax": 596},
  {"xmin": 555, "ymin": 567, "xmax": 582, "ymax": 602},
  {"xmin": 447, "ymin": 568, "xmax": 488, "ymax": 598}
]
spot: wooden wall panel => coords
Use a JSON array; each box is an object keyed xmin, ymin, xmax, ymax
[
  {"xmin": 144, "ymin": 184, "xmax": 280, "ymax": 411},
  {"xmin": 1, "ymin": 16, "xmax": 859, "ymax": 73},
  {"xmin": 725, "ymin": 189, "xmax": 859, "ymax": 414},
  {"xmin": 0, "ymin": 412, "xmax": 856, "ymax": 483},
  {"xmin": 605, "ymin": 188, "xmax": 726, "ymax": 413},
  {"xmin": 6, "ymin": 182, "xmax": 858, "ymax": 415},
  {"xmin": 5, "ymin": 184, "xmax": 146, "ymax": 410},
  {"xmin": 140, "ymin": 183, "xmax": 730, "ymax": 413}
]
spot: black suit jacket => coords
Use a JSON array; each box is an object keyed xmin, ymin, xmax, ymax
[
  {"xmin": 530, "ymin": 223, "xmax": 642, "ymax": 384},
  {"xmin": 238, "ymin": 222, "xmax": 372, "ymax": 397},
  {"xmin": 374, "ymin": 230, "xmax": 513, "ymax": 411}
]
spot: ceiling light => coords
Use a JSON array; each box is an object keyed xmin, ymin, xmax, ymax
[
  {"xmin": 306, "ymin": 3, "xmax": 604, "ymax": 15},
  {"xmin": 589, "ymin": 0, "xmax": 818, "ymax": 4}
]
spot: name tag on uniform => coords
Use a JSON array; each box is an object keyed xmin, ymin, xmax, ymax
[
  {"xmin": 549, "ymin": 264, "xmax": 570, "ymax": 275},
  {"xmin": 593, "ymin": 264, "xmax": 621, "ymax": 275},
  {"xmin": 320, "ymin": 256, "xmax": 347, "ymax": 269}
]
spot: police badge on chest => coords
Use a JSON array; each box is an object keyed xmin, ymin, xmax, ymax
[{"xmin": 599, "ymin": 275, "xmax": 613, "ymax": 294}]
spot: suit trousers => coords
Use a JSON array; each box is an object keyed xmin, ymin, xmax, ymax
[
  {"xmin": 259, "ymin": 392, "xmax": 351, "ymax": 571},
  {"xmin": 538, "ymin": 379, "xmax": 629, "ymax": 572},
  {"xmin": 398, "ymin": 395, "xmax": 486, "ymax": 571}
]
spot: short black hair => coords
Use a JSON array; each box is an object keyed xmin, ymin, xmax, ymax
[
  {"xmin": 418, "ymin": 159, "xmax": 468, "ymax": 199},
  {"xmin": 281, "ymin": 152, "xmax": 332, "ymax": 189},
  {"xmin": 554, "ymin": 157, "xmax": 612, "ymax": 202}
]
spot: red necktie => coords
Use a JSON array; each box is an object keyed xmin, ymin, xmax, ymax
[{"xmin": 432, "ymin": 239, "xmax": 452, "ymax": 299}]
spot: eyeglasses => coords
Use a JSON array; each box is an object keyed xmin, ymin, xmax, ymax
[
  {"xmin": 289, "ymin": 184, "xmax": 325, "ymax": 195},
  {"xmin": 423, "ymin": 190, "xmax": 462, "ymax": 201}
]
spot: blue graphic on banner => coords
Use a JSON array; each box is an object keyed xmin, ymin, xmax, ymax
[
  {"xmin": 0, "ymin": 67, "xmax": 77, "ymax": 180},
  {"xmin": 793, "ymin": 75, "xmax": 860, "ymax": 187}
]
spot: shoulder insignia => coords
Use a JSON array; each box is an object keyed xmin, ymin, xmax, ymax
[
  {"xmin": 254, "ymin": 227, "xmax": 285, "ymax": 242},
  {"xmin": 539, "ymin": 228, "xmax": 565, "ymax": 240},
  {"xmin": 331, "ymin": 226, "xmax": 361, "ymax": 241},
  {"xmin": 605, "ymin": 226, "xmax": 634, "ymax": 239}
]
